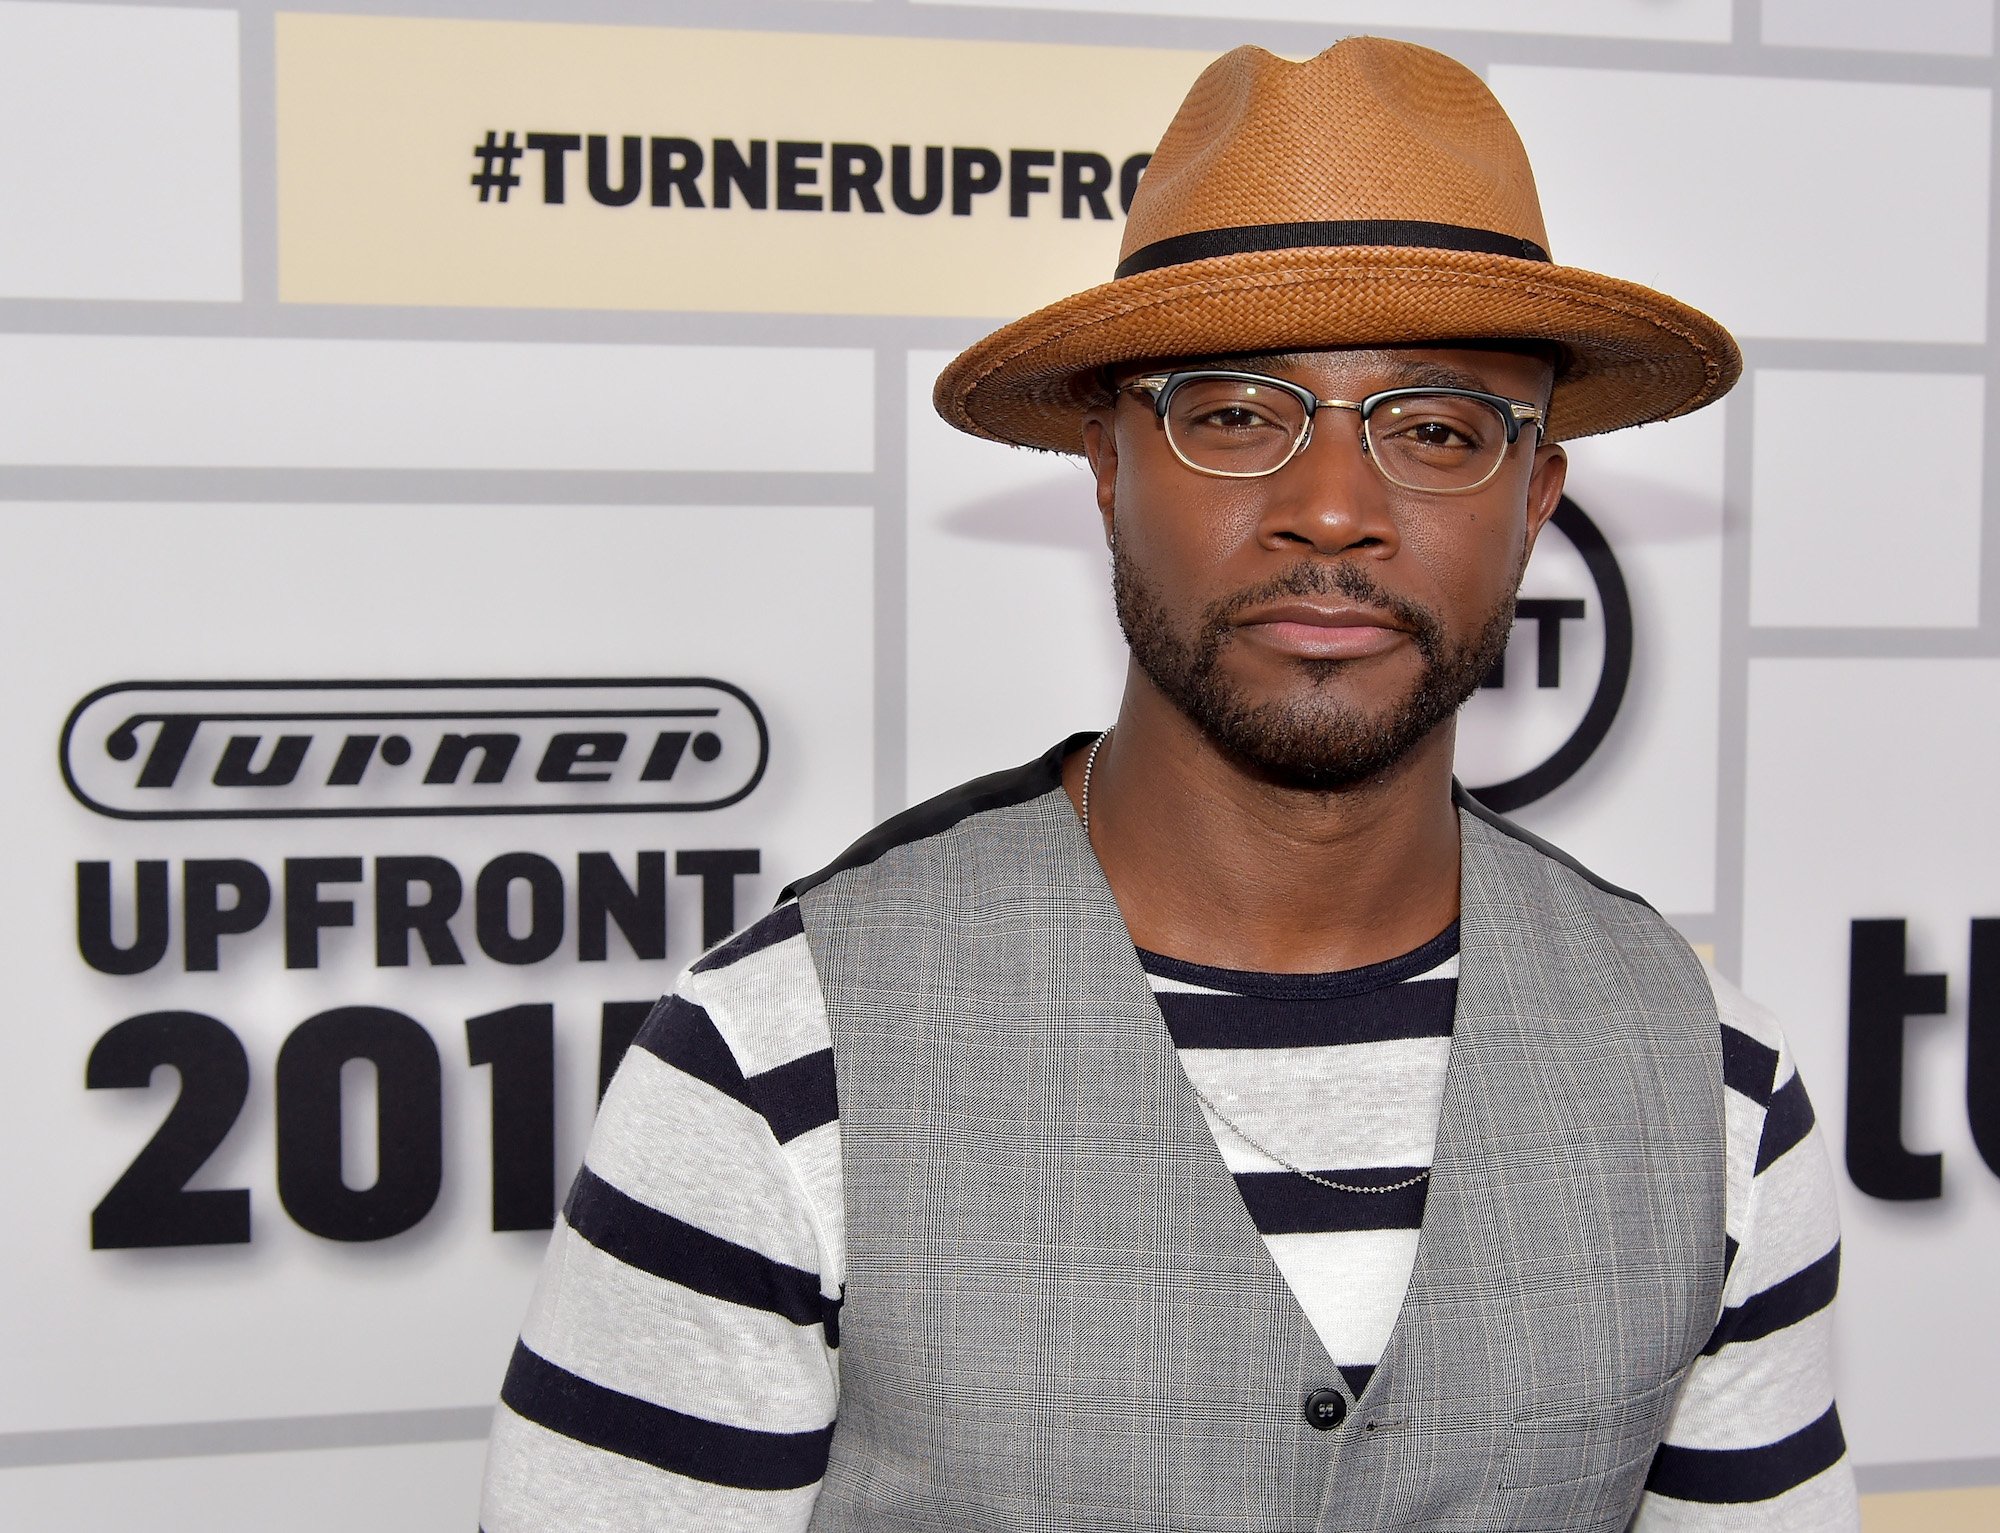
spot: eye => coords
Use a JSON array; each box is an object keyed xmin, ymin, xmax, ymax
[
  {"xmin": 1369, "ymin": 395, "xmax": 1500, "ymax": 457},
  {"xmin": 1188, "ymin": 402, "xmax": 1288, "ymax": 432},
  {"xmin": 1167, "ymin": 378, "xmax": 1303, "ymax": 440},
  {"xmin": 1404, "ymin": 418, "xmax": 1479, "ymax": 449}
]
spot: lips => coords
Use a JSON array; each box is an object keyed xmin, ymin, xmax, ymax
[{"xmin": 1230, "ymin": 599, "xmax": 1409, "ymax": 660}]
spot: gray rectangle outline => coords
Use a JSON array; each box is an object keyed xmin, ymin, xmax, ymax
[
  {"xmin": 0, "ymin": 1405, "xmax": 1989, "ymax": 1496},
  {"xmin": 0, "ymin": 1407, "xmax": 493, "ymax": 1469}
]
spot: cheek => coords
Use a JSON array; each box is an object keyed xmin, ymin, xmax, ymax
[
  {"xmin": 1403, "ymin": 512, "xmax": 1531, "ymax": 606},
  {"xmin": 1114, "ymin": 474, "xmax": 1260, "ymax": 582}
]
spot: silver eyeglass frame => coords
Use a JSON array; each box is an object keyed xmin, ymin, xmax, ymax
[{"xmin": 1117, "ymin": 368, "xmax": 1548, "ymax": 494}]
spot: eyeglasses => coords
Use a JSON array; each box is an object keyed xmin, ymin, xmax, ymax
[{"xmin": 1118, "ymin": 369, "xmax": 1547, "ymax": 494}]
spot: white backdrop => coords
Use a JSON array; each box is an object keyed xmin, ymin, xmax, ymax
[{"xmin": 1, "ymin": 1, "xmax": 1995, "ymax": 1528}]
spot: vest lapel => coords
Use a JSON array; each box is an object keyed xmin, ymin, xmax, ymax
[
  {"xmin": 1052, "ymin": 784, "xmax": 1342, "ymax": 1381},
  {"xmin": 1313, "ymin": 807, "xmax": 1725, "ymax": 1529}
]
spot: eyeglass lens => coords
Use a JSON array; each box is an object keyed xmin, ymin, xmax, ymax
[{"xmin": 1160, "ymin": 377, "xmax": 1513, "ymax": 491}]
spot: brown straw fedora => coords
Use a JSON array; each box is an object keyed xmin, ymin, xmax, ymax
[{"xmin": 933, "ymin": 36, "xmax": 1740, "ymax": 449}]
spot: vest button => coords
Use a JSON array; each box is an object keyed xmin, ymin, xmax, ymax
[{"xmin": 1304, "ymin": 1388, "xmax": 1347, "ymax": 1431}]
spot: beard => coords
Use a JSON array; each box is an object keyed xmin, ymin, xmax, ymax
[{"xmin": 1111, "ymin": 542, "xmax": 1519, "ymax": 792}]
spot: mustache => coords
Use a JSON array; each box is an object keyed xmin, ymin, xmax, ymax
[{"xmin": 1205, "ymin": 562, "xmax": 1443, "ymax": 649}]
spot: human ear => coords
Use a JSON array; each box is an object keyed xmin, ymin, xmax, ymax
[
  {"xmin": 1081, "ymin": 411, "xmax": 1120, "ymax": 546},
  {"xmin": 1521, "ymin": 440, "xmax": 1567, "ymax": 560}
]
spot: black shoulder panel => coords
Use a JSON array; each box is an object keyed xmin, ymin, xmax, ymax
[
  {"xmin": 1452, "ymin": 779, "xmax": 1653, "ymax": 911},
  {"xmin": 781, "ymin": 733, "xmax": 1092, "ymax": 901}
]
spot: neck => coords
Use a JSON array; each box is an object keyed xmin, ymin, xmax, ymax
[{"xmin": 1066, "ymin": 674, "xmax": 1463, "ymax": 974}]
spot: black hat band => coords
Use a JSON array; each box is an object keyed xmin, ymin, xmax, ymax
[{"xmin": 1114, "ymin": 219, "xmax": 1552, "ymax": 280}]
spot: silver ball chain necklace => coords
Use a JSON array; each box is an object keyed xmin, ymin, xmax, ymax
[{"xmin": 1080, "ymin": 728, "xmax": 1429, "ymax": 1198}]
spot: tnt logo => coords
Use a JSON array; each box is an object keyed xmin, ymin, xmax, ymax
[
  {"xmin": 1457, "ymin": 496, "xmax": 1631, "ymax": 812},
  {"xmin": 61, "ymin": 679, "xmax": 767, "ymax": 820}
]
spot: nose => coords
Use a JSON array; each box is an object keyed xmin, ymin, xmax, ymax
[{"xmin": 1255, "ymin": 406, "xmax": 1401, "ymax": 558}]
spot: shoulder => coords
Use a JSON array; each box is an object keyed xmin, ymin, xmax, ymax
[
  {"xmin": 1703, "ymin": 964, "xmax": 1825, "ymax": 1194},
  {"xmin": 612, "ymin": 902, "xmax": 839, "ymax": 1168},
  {"xmin": 1702, "ymin": 963, "xmax": 1821, "ymax": 1181},
  {"xmin": 781, "ymin": 734, "xmax": 1088, "ymax": 900},
  {"xmin": 1453, "ymin": 786, "xmax": 1716, "ymax": 1039},
  {"xmin": 1453, "ymin": 781, "xmax": 1653, "ymax": 910},
  {"xmin": 1705, "ymin": 964, "xmax": 1789, "ymax": 1110},
  {"xmin": 654, "ymin": 738, "xmax": 1085, "ymax": 1119}
]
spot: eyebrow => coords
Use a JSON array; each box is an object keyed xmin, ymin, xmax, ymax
[
  {"xmin": 1171, "ymin": 354, "xmax": 1510, "ymax": 397},
  {"xmin": 1174, "ymin": 351, "xmax": 1312, "ymax": 374},
  {"xmin": 1371, "ymin": 361, "xmax": 1505, "ymax": 394}
]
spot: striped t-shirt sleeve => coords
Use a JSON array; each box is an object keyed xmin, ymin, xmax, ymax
[
  {"xmin": 479, "ymin": 902, "xmax": 843, "ymax": 1533},
  {"xmin": 1635, "ymin": 970, "xmax": 1859, "ymax": 1530}
]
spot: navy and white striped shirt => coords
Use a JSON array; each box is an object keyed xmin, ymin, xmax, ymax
[
  {"xmin": 1147, "ymin": 925, "xmax": 1460, "ymax": 1402},
  {"xmin": 482, "ymin": 902, "xmax": 1856, "ymax": 1530}
]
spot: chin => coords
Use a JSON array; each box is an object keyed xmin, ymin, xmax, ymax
[{"xmin": 1187, "ymin": 688, "xmax": 1454, "ymax": 792}]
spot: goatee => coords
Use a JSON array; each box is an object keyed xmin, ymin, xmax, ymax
[{"xmin": 1111, "ymin": 542, "xmax": 1518, "ymax": 791}]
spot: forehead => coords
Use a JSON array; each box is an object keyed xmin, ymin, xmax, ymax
[{"xmin": 1135, "ymin": 343, "xmax": 1557, "ymax": 397}]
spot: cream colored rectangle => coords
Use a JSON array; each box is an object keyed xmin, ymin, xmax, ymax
[
  {"xmin": 277, "ymin": 15, "xmax": 1209, "ymax": 317},
  {"xmin": 0, "ymin": 335, "xmax": 871, "ymax": 471},
  {"xmin": 1862, "ymin": 1485, "xmax": 2000, "ymax": 1532}
]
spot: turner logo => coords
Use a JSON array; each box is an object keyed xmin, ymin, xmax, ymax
[{"xmin": 61, "ymin": 678, "xmax": 767, "ymax": 820}]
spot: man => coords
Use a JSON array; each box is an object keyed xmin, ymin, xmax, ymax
[{"xmin": 482, "ymin": 37, "xmax": 1855, "ymax": 1532}]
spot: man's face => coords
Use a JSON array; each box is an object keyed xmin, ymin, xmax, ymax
[{"xmin": 1082, "ymin": 346, "xmax": 1568, "ymax": 791}]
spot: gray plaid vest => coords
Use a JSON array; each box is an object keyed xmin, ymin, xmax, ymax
[{"xmin": 795, "ymin": 754, "xmax": 1724, "ymax": 1532}]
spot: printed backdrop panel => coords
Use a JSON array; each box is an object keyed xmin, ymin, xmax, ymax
[
  {"xmin": 1742, "ymin": 658, "xmax": 2000, "ymax": 1467},
  {"xmin": 1750, "ymin": 370, "xmax": 1986, "ymax": 631},
  {"xmin": 905, "ymin": 350, "xmax": 1126, "ymax": 798},
  {"xmin": 1489, "ymin": 65, "xmax": 1994, "ymax": 344},
  {"xmin": 1481, "ymin": 408, "xmax": 1726, "ymax": 916},
  {"xmin": 276, "ymin": 14, "xmax": 1209, "ymax": 316},
  {"xmin": 0, "ymin": 501, "xmax": 871, "ymax": 1430},
  {"xmin": 0, "ymin": 1, "xmax": 242, "ymax": 301}
]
